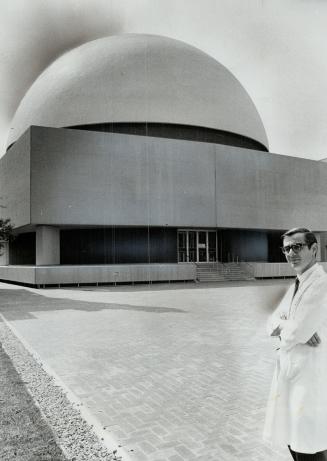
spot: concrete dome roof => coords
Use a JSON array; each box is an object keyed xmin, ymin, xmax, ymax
[{"xmin": 8, "ymin": 34, "xmax": 268, "ymax": 149}]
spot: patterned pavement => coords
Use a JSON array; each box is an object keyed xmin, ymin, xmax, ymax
[{"xmin": 0, "ymin": 281, "xmax": 292, "ymax": 461}]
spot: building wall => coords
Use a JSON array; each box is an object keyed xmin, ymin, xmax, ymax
[
  {"xmin": 215, "ymin": 146, "xmax": 327, "ymax": 230},
  {"xmin": 27, "ymin": 126, "xmax": 327, "ymax": 232},
  {"xmin": 0, "ymin": 129, "xmax": 30, "ymax": 227},
  {"xmin": 319, "ymin": 232, "xmax": 327, "ymax": 262},
  {"xmin": 219, "ymin": 230, "xmax": 269, "ymax": 262},
  {"xmin": 217, "ymin": 229, "xmax": 289, "ymax": 263},
  {"xmin": 60, "ymin": 227, "xmax": 177, "ymax": 264},
  {"xmin": 30, "ymin": 126, "xmax": 217, "ymax": 227},
  {"xmin": 9, "ymin": 232, "xmax": 36, "ymax": 264},
  {"xmin": 0, "ymin": 125, "xmax": 326, "ymax": 233}
]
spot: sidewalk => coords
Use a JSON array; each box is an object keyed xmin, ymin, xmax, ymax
[{"xmin": 0, "ymin": 281, "xmax": 290, "ymax": 461}]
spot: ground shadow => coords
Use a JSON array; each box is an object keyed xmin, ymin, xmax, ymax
[
  {"xmin": 0, "ymin": 289, "xmax": 186, "ymax": 321},
  {"xmin": 0, "ymin": 337, "xmax": 67, "ymax": 460}
]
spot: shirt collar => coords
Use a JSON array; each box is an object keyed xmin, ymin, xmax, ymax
[{"xmin": 297, "ymin": 262, "xmax": 318, "ymax": 285}]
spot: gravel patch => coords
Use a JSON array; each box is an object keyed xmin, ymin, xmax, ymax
[
  {"xmin": 0, "ymin": 319, "xmax": 123, "ymax": 461},
  {"xmin": 0, "ymin": 340, "xmax": 66, "ymax": 460}
]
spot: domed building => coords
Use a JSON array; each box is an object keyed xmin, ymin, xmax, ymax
[
  {"xmin": 8, "ymin": 34, "xmax": 268, "ymax": 150},
  {"xmin": 1, "ymin": 34, "xmax": 327, "ymax": 286}
]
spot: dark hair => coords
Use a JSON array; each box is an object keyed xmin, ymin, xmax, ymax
[{"xmin": 281, "ymin": 227, "xmax": 317, "ymax": 248}]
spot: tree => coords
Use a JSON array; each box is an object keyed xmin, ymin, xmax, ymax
[
  {"xmin": 0, "ymin": 218, "xmax": 14, "ymax": 252},
  {"xmin": 0, "ymin": 195, "xmax": 14, "ymax": 253}
]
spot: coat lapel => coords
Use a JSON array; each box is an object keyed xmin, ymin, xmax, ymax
[{"xmin": 290, "ymin": 265, "xmax": 324, "ymax": 318}]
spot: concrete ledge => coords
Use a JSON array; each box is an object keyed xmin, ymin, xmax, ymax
[
  {"xmin": 0, "ymin": 266, "xmax": 37, "ymax": 285},
  {"xmin": 0, "ymin": 263, "xmax": 196, "ymax": 287},
  {"xmin": 3, "ymin": 262, "xmax": 327, "ymax": 287},
  {"xmin": 252, "ymin": 262, "xmax": 327, "ymax": 278}
]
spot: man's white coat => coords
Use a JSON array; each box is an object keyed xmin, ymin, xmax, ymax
[{"xmin": 264, "ymin": 264, "xmax": 327, "ymax": 453}]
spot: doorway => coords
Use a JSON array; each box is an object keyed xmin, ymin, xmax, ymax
[{"xmin": 178, "ymin": 230, "xmax": 217, "ymax": 263}]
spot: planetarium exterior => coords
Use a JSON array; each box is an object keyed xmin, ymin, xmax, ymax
[{"xmin": 1, "ymin": 34, "xmax": 327, "ymax": 287}]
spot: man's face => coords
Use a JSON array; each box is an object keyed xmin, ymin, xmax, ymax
[{"xmin": 282, "ymin": 232, "xmax": 317, "ymax": 275}]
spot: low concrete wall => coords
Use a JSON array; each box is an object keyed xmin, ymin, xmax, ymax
[
  {"xmin": 2, "ymin": 262, "xmax": 327, "ymax": 286},
  {"xmin": 0, "ymin": 266, "xmax": 37, "ymax": 285},
  {"xmin": 0, "ymin": 263, "xmax": 196, "ymax": 287},
  {"xmin": 252, "ymin": 262, "xmax": 327, "ymax": 278}
]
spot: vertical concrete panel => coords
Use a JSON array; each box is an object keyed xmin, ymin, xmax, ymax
[
  {"xmin": 315, "ymin": 233, "xmax": 322, "ymax": 261},
  {"xmin": 318, "ymin": 232, "xmax": 327, "ymax": 262},
  {"xmin": 30, "ymin": 127, "xmax": 216, "ymax": 227},
  {"xmin": 31, "ymin": 127, "xmax": 149, "ymax": 226},
  {"xmin": 215, "ymin": 144, "xmax": 327, "ymax": 230},
  {"xmin": 147, "ymin": 137, "xmax": 216, "ymax": 227},
  {"xmin": 36, "ymin": 226, "xmax": 60, "ymax": 265},
  {"xmin": 0, "ymin": 129, "xmax": 31, "ymax": 227}
]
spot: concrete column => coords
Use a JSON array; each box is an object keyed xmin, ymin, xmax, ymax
[
  {"xmin": 0, "ymin": 241, "xmax": 9, "ymax": 265},
  {"xmin": 36, "ymin": 226, "xmax": 60, "ymax": 265},
  {"xmin": 314, "ymin": 233, "xmax": 321, "ymax": 262},
  {"xmin": 317, "ymin": 232, "xmax": 327, "ymax": 262}
]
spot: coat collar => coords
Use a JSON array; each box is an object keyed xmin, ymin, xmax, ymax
[
  {"xmin": 289, "ymin": 263, "xmax": 325, "ymax": 316},
  {"xmin": 297, "ymin": 262, "xmax": 319, "ymax": 285}
]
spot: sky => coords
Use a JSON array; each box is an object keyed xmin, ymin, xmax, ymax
[{"xmin": 1, "ymin": 0, "xmax": 327, "ymax": 160}]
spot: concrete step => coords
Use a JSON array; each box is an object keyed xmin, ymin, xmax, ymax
[{"xmin": 196, "ymin": 262, "xmax": 254, "ymax": 283}]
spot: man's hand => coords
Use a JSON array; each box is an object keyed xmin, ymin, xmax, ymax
[
  {"xmin": 271, "ymin": 314, "xmax": 287, "ymax": 337},
  {"xmin": 271, "ymin": 325, "xmax": 282, "ymax": 337},
  {"xmin": 306, "ymin": 332, "xmax": 321, "ymax": 347}
]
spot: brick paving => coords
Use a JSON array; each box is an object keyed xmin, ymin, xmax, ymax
[{"xmin": 0, "ymin": 281, "xmax": 292, "ymax": 461}]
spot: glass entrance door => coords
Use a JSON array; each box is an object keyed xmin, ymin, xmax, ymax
[
  {"xmin": 198, "ymin": 231, "xmax": 207, "ymax": 262},
  {"xmin": 188, "ymin": 231, "xmax": 197, "ymax": 262},
  {"xmin": 178, "ymin": 230, "xmax": 217, "ymax": 263}
]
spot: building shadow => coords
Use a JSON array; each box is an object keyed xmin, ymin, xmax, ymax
[{"xmin": 0, "ymin": 289, "xmax": 187, "ymax": 321}]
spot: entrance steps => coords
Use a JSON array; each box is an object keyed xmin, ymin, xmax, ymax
[{"xmin": 196, "ymin": 262, "xmax": 254, "ymax": 283}]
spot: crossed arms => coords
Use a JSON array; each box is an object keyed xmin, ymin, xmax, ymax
[
  {"xmin": 267, "ymin": 289, "xmax": 327, "ymax": 351},
  {"xmin": 271, "ymin": 322, "xmax": 321, "ymax": 347}
]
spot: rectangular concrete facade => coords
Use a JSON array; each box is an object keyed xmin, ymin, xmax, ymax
[
  {"xmin": 215, "ymin": 146, "xmax": 327, "ymax": 230},
  {"xmin": 0, "ymin": 130, "xmax": 30, "ymax": 228},
  {"xmin": 2, "ymin": 126, "xmax": 327, "ymax": 284},
  {"xmin": 1, "ymin": 126, "xmax": 327, "ymax": 231},
  {"xmin": 29, "ymin": 126, "xmax": 217, "ymax": 227}
]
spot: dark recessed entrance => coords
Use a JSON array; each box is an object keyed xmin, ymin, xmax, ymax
[{"xmin": 178, "ymin": 230, "xmax": 217, "ymax": 263}]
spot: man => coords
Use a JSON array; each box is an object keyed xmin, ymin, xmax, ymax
[{"xmin": 263, "ymin": 228, "xmax": 327, "ymax": 460}]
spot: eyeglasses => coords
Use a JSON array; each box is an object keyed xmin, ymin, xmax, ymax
[{"xmin": 281, "ymin": 243, "xmax": 308, "ymax": 254}]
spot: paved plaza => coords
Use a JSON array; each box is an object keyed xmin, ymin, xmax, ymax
[{"xmin": 0, "ymin": 281, "xmax": 292, "ymax": 461}]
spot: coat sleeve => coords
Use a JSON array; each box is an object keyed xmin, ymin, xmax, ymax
[
  {"xmin": 266, "ymin": 286, "xmax": 293, "ymax": 336},
  {"xmin": 280, "ymin": 277, "xmax": 327, "ymax": 351},
  {"xmin": 266, "ymin": 309, "xmax": 287, "ymax": 336}
]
